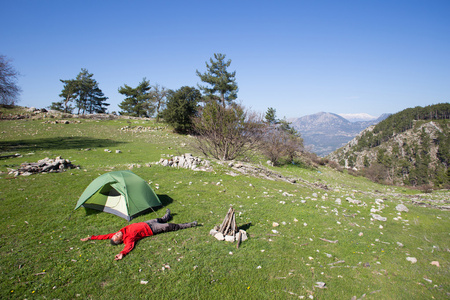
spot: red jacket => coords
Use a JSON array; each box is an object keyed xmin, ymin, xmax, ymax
[{"xmin": 90, "ymin": 222, "xmax": 153, "ymax": 256}]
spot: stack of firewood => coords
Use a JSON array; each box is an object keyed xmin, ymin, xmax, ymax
[{"xmin": 210, "ymin": 207, "xmax": 248, "ymax": 248}]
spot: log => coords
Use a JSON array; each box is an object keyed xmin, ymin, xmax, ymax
[
  {"xmin": 219, "ymin": 208, "xmax": 232, "ymax": 232},
  {"xmin": 236, "ymin": 231, "xmax": 242, "ymax": 249},
  {"xmin": 222, "ymin": 207, "xmax": 234, "ymax": 234}
]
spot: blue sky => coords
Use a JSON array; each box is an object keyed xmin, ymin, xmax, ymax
[{"xmin": 2, "ymin": 0, "xmax": 449, "ymax": 119}]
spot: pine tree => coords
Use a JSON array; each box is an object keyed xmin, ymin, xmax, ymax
[
  {"xmin": 196, "ymin": 53, "xmax": 238, "ymax": 108},
  {"xmin": 265, "ymin": 107, "xmax": 278, "ymax": 125},
  {"xmin": 118, "ymin": 78, "xmax": 152, "ymax": 117},
  {"xmin": 58, "ymin": 79, "xmax": 77, "ymax": 113},
  {"xmin": 55, "ymin": 69, "xmax": 109, "ymax": 115}
]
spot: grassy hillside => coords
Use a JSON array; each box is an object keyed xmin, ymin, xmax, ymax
[{"xmin": 1, "ymin": 107, "xmax": 449, "ymax": 299}]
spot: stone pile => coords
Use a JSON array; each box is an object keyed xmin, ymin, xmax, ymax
[
  {"xmin": 158, "ymin": 154, "xmax": 211, "ymax": 171},
  {"xmin": 209, "ymin": 207, "xmax": 248, "ymax": 248},
  {"xmin": 8, "ymin": 156, "xmax": 80, "ymax": 177},
  {"xmin": 120, "ymin": 125, "xmax": 166, "ymax": 133},
  {"xmin": 227, "ymin": 162, "xmax": 298, "ymax": 184},
  {"xmin": 43, "ymin": 120, "xmax": 81, "ymax": 124}
]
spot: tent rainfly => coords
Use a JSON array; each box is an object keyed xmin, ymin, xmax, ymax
[{"xmin": 75, "ymin": 170, "xmax": 162, "ymax": 221}]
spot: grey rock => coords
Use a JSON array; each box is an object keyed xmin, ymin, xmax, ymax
[
  {"xmin": 346, "ymin": 197, "xmax": 362, "ymax": 205},
  {"xmin": 225, "ymin": 235, "xmax": 235, "ymax": 242},
  {"xmin": 395, "ymin": 204, "xmax": 409, "ymax": 212},
  {"xmin": 371, "ymin": 214, "xmax": 387, "ymax": 222},
  {"xmin": 214, "ymin": 232, "xmax": 225, "ymax": 241}
]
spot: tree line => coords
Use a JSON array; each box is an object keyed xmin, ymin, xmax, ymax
[
  {"xmin": 49, "ymin": 53, "xmax": 304, "ymax": 165},
  {"xmin": 0, "ymin": 52, "xmax": 303, "ymax": 165},
  {"xmin": 356, "ymin": 103, "xmax": 450, "ymax": 149}
]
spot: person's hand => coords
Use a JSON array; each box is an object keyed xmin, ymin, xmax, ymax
[
  {"xmin": 115, "ymin": 253, "xmax": 124, "ymax": 261},
  {"xmin": 80, "ymin": 237, "xmax": 90, "ymax": 242}
]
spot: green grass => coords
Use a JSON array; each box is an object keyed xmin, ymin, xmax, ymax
[{"xmin": 0, "ymin": 110, "xmax": 449, "ymax": 299}]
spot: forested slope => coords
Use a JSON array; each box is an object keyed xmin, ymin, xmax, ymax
[{"xmin": 328, "ymin": 103, "xmax": 449, "ymax": 188}]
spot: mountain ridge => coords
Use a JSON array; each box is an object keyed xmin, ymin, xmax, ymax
[{"xmin": 289, "ymin": 112, "xmax": 390, "ymax": 156}]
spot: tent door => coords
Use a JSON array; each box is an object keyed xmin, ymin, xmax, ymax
[{"xmin": 104, "ymin": 188, "xmax": 128, "ymax": 216}]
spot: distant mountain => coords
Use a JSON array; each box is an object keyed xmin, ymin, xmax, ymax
[
  {"xmin": 327, "ymin": 103, "xmax": 450, "ymax": 187},
  {"xmin": 338, "ymin": 113, "xmax": 377, "ymax": 122},
  {"xmin": 289, "ymin": 112, "xmax": 389, "ymax": 157}
]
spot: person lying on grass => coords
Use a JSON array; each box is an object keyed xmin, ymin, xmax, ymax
[{"xmin": 80, "ymin": 209, "xmax": 197, "ymax": 260}]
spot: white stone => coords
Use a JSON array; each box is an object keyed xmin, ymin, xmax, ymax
[
  {"xmin": 395, "ymin": 204, "xmax": 409, "ymax": 212},
  {"xmin": 346, "ymin": 197, "xmax": 361, "ymax": 205},
  {"xmin": 315, "ymin": 282, "xmax": 326, "ymax": 289},
  {"xmin": 214, "ymin": 232, "xmax": 225, "ymax": 241},
  {"xmin": 371, "ymin": 214, "xmax": 387, "ymax": 222},
  {"xmin": 225, "ymin": 235, "xmax": 235, "ymax": 242},
  {"xmin": 431, "ymin": 261, "xmax": 440, "ymax": 267},
  {"xmin": 406, "ymin": 257, "xmax": 417, "ymax": 264}
]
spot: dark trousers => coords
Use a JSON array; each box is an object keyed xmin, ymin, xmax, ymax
[{"xmin": 144, "ymin": 211, "xmax": 194, "ymax": 235}]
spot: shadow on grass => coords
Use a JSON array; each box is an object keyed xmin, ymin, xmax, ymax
[
  {"xmin": 238, "ymin": 223, "xmax": 253, "ymax": 231},
  {"xmin": 0, "ymin": 136, "xmax": 126, "ymax": 152}
]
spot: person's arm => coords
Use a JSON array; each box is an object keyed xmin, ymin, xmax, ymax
[
  {"xmin": 119, "ymin": 240, "xmax": 135, "ymax": 256},
  {"xmin": 113, "ymin": 240, "xmax": 135, "ymax": 260},
  {"xmin": 80, "ymin": 233, "xmax": 114, "ymax": 241},
  {"xmin": 89, "ymin": 233, "xmax": 115, "ymax": 240}
]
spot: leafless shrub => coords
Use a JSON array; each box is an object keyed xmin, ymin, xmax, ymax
[
  {"xmin": 193, "ymin": 102, "xmax": 264, "ymax": 161},
  {"xmin": 361, "ymin": 162, "xmax": 390, "ymax": 184},
  {"xmin": 0, "ymin": 55, "xmax": 21, "ymax": 105},
  {"xmin": 327, "ymin": 160, "xmax": 343, "ymax": 172}
]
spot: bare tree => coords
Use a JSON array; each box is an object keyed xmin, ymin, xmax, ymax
[
  {"xmin": 193, "ymin": 102, "xmax": 264, "ymax": 161},
  {"xmin": 260, "ymin": 123, "xmax": 304, "ymax": 166},
  {"xmin": 151, "ymin": 84, "xmax": 168, "ymax": 122},
  {"xmin": 0, "ymin": 55, "xmax": 21, "ymax": 105}
]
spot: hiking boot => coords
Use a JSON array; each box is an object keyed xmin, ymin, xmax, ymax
[{"xmin": 161, "ymin": 209, "xmax": 171, "ymax": 223}]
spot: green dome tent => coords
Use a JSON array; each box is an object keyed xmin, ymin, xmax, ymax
[{"xmin": 75, "ymin": 170, "xmax": 162, "ymax": 221}]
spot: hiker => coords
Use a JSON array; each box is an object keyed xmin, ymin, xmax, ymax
[{"xmin": 80, "ymin": 209, "xmax": 197, "ymax": 260}]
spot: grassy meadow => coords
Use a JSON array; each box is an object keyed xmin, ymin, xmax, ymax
[{"xmin": 0, "ymin": 108, "xmax": 449, "ymax": 299}]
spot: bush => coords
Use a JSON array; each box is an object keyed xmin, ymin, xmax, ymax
[
  {"xmin": 260, "ymin": 125, "xmax": 303, "ymax": 166},
  {"xmin": 161, "ymin": 86, "xmax": 201, "ymax": 133},
  {"xmin": 193, "ymin": 102, "xmax": 263, "ymax": 161}
]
